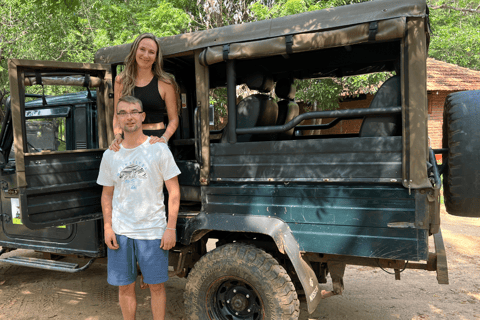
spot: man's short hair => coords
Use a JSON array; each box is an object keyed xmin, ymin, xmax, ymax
[{"xmin": 118, "ymin": 96, "xmax": 143, "ymax": 111}]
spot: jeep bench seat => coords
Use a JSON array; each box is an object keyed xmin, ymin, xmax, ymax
[
  {"xmin": 221, "ymin": 72, "xmax": 278, "ymax": 143},
  {"xmin": 359, "ymin": 75, "xmax": 401, "ymax": 137}
]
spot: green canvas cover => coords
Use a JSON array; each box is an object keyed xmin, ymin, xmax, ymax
[
  {"xmin": 94, "ymin": 0, "xmax": 427, "ymax": 64},
  {"xmin": 94, "ymin": 0, "xmax": 431, "ymax": 189}
]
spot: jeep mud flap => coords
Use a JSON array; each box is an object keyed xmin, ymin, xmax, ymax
[
  {"xmin": 433, "ymin": 229, "xmax": 449, "ymax": 284},
  {"xmin": 182, "ymin": 213, "xmax": 323, "ymax": 314}
]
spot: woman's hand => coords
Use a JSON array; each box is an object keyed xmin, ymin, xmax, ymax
[
  {"xmin": 149, "ymin": 135, "xmax": 168, "ymax": 144},
  {"xmin": 109, "ymin": 134, "xmax": 123, "ymax": 152}
]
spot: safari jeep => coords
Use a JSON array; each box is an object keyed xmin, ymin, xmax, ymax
[{"xmin": 2, "ymin": 0, "xmax": 480, "ymax": 319}]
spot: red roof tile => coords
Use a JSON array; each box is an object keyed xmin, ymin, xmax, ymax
[{"xmin": 427, "ymin": 58, "xmax": 480, "ymax": 91}]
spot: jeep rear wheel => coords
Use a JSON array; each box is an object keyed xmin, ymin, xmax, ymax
[
  {"xmin": 184, "ymin": 243, "xmax": 300, "ymax": 320},
  {"xmin": 442, "ymin": 90, "xmax": 480, "ymax": 217}
]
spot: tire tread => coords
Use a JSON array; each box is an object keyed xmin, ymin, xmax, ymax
[{"xmin": 184, "ymin": 243, "xmax": 300, "ymax": 320}]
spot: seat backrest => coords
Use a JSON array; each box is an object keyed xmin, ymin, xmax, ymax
[
  {"xmin": 221, "ymin": 73, "xmax": 278, "ymax": 142},
  {"xmin": 275, "ymin": 78, "xmax": 299, "ymax": 139},
  {"xmin": 359, "ymin": 75, "xmax": 402, "ymax": 137}
]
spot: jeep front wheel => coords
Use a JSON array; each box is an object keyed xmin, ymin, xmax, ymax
[{"xmin": 184, "ymin": 243, "xmax": 300, "ymax": 320}]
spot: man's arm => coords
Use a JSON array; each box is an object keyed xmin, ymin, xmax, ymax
[
  {"xmin": 160, "ymin": 176, "xmax": 180, "ymax": 250},
  {"xmin": 101, "ymin": 186, "xmax": 119, "ymax": 250}
]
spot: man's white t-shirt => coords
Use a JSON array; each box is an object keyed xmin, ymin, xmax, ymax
[{"xmin": 97, "ymin": 137, "xmax": 181, "ymax": 240}]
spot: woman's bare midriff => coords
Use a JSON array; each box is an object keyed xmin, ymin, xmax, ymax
[{"xmin": 142, "ymin": 122, "xmax": 165, "ymax": 130}]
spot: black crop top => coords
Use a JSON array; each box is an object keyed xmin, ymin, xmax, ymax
[{"xmin": 133, "ymin": 76, "xmax": 167, "ymax": 124}]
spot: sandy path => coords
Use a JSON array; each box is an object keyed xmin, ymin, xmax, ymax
[{"xmin": 0, "ymin": 206, "xmax": 479, "ymax": 320}]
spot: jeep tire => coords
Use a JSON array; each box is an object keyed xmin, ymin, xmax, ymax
[
  {"xmin": 442, "ymin": 90, "xmax": 480, "ymax": 217},
  {"xmin": 184, "ymin": 243, "xmax": 300, "ymax": 320}
]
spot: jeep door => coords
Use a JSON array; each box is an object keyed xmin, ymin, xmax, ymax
[{"xmin": 6, "ymin": 59, "xmax": 113, "ymax": 230}]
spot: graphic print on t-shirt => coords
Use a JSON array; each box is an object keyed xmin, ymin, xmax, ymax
[{"xmin": 118, "ymin": 163, "xmax": 148, "ymax": 190}]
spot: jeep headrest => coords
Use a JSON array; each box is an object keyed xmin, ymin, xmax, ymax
[
  {"xmin": 275, "ymin": 78, "xmax": 296, "ymax": 100},
  {"xmin": 244, "ymin": 71, "xmax": 274, "ymax": 93}
]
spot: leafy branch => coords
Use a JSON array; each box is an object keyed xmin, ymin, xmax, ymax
[{"xmin": 429, "ymin": 4, "xmax": 480, "ymax": 13}]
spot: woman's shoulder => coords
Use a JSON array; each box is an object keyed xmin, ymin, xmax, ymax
[{"xmin": 157, "ymin": 77, "xmax": 175, "ymax": 91}]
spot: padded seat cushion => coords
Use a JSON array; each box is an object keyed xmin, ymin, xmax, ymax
[
  {"xmin": 222, "ymin": 94, "xmax": 278, "ymax": 142},
  {"xmin": 359, "ymin": 75, "xmax": 402, "ymax": 137}
]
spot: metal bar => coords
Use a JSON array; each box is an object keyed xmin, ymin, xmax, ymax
[
  {"xmin": 305, "ymin": 252, "xmax": 436, "ymax": 271},
  {"xmin": 433, "ymin": 148, "xmax": 448, "ymax": 154},
  {"xmin": 212, "ymin": 177, "xmax": 402, "ymax": 183},
  {"xmin": 236, "ymin": 106, "xmax": 401, "ymax": 135},
  {"xmin": 429, "ymin": 149, "xmax": 442, "ymax": 188},
  {"xmin": 295, "ymin": 116, "xmax": 363, "ymax": 131},
  {"xmin": 226, "ymin": 60, "xmax": 237, "ymax": 143},
  {"xmin": 6, "ymin": 256, "xmax": 79, "ymax": 268},
  {"xmin": 194, "ymin": 107, "xmax": 202, "ymax": 165},
  {"xmin": 194, "ymin": 49, "xmax": 210, "ymax": 185},
  {"xmin": 25, "ymin": 76, "xmax": 102, "ymax": 87},
  {"xmin": 0, "ymin": 257, "xmax": 96, "ymax": 273},
  {"xmin": 430, "ymin": 148, "xmax": 449, "ymax": 176}
]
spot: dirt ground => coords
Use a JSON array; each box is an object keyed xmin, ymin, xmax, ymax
[{"xmin": 0, "ymin": 205, "xmax": 479, "ymax": 320}]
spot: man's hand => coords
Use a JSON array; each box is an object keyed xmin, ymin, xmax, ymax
[
  {"xmin": 160, "ymin": 229, "xmax": 176, "ymax": 250},
  {"xmin": 104, "ymin": 228, "xmax": 119, "ymax": 250}
]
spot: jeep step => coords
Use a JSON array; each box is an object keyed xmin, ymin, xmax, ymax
[{"xmin": 0, "ymin": 256, "xmax": 95, "ymax": 273}]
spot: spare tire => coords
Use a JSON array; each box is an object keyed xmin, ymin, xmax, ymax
[{"xmin": 442, "ymin": 90, "xmax": 480, "ymax": 217}]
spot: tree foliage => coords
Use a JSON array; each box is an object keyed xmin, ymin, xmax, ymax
[
  {"xmin": 427, "ymin": 0, "xmax": 480, "ymax": 71},
  {"xmin": 250, "ymin": 0, "xmax": 393, "ymax": 110},
  {"xmin": 0, "ymin": 0, "xmax": 478, "ymax": 114}
]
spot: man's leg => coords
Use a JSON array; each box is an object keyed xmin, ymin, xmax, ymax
[
  {"xmin": 149, "ymin": 283, "xmax": 166, "ymax": 320},
  {"xmin": 108, "ymin": 235, "xmax": 138, "ymax": 320},
  {"xmin": 135, "ymin": 238, "xmax": 168, "ymax": 319},
  {"xmin": 119, "ymin": 281, "xmax": 137, "ymax": 320}
]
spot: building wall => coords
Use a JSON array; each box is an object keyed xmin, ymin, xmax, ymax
[
  {"xmin": 298, "ymin": 95, "xmax": 373, "ymax": 136},
  {"xmin": 428, "ymin": 90, "xmax": 454, "ymax": 151},
  {"xmin": 306, "ymin": 91, "xmax": 451, "ymax": 158}
]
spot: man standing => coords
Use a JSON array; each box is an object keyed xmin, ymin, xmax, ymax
[{"xmin": 97, "ymin": 95, "xmax": 180, "ymax": 320}]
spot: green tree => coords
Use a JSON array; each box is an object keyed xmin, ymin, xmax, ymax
[
  {"xmin": 1, "ymin": 0, "xmax": 478, "ymax": 116},
  {"xmin": 0, "ymin": 0, "xmax": 191, "ymax": 106},
  {"xmin": 427, "ymin": 0, "xmax": 480, "ymax": 70},
  {"xmin": 250, "ymin": 0, "xmax": 390, "ymax": 110}
]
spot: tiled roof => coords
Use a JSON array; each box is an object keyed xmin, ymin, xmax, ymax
[{"xmin": 427, "ymin": 58, "xmax": 480, "ymax": 91}]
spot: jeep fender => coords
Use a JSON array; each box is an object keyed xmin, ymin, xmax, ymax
[{"xmin": 181, "ymin": 213, "xmax": 322, "ymax": 314}]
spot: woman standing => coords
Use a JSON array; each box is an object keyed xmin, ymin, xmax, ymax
[{"xmin": 110, "ymin": 33, "xmax": 179, "ymax": 149}]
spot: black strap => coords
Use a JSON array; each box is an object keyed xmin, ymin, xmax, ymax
[
  {"xmin": 223, "ymin": 44, "xmax": 230, "ymax": 61},
  {"xmin": 35, "ymin": 71, "xmax": 47, "ymax": 106},
  {"xmin": 83, "ymin": 73, "xmax": 90, "ymax": 88},
  {"xmin": 34, "ymin": 71, "xmax": 43, "ymax": 86},
  {"xmin": 369, "ymin": 21, "xmax": 378, "ymax": 42},
  {"xmin": 285, "ymin": 35, "xmax": 294, "ymax": 55},
  {"xmin": 202, "ymin": 49, "xmax": 209, "ymax": 66},
  {"xmin": 83, "ymin": 74, "xmax": 93, "ymax": 100}
]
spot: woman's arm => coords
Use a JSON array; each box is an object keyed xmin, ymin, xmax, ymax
[
  {"xmin": 113, "ymin": 76, "xmax": 124, "ymax": 138},
  {"xmin": 109, "ymin": 76, "xmax": 124, "ymax": 151},
  {"xmin": 159, "ymin": 80, "xmax": 179, "ymax": 142}
]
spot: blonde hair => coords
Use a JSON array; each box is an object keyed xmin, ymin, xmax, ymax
[{"xmin": 119, "ymin": 33, "xmax": 180, "ymax": 113}]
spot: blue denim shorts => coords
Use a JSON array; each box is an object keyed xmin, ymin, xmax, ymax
[{"xmin": 107, "ymin": 234, "xmax": 169, "ymax": 286}]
